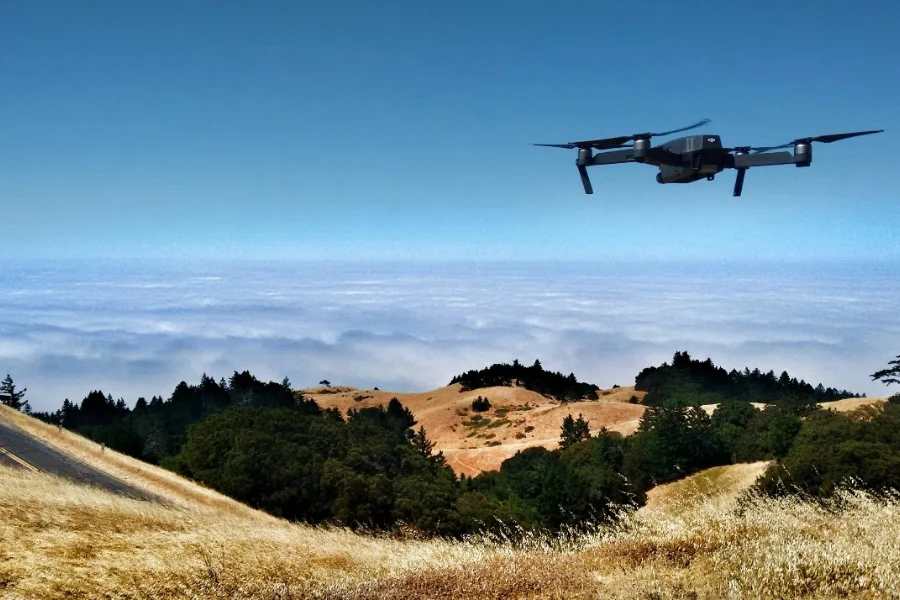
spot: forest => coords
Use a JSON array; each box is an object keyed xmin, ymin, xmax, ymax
[
  {"xmin": 18, "ymin": 352, "xmax": 899, "ymax": 538},
  {"xmin": 635, "ymin": 350, "xmax": 862, "ymax": 406}
]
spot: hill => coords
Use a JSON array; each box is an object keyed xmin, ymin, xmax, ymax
[
  {"xmin": 1, "ymin": 408, "xmax": 896, "ymax": 599},
  {"xmin": 303, "ymin": 383, "xmax": 646, "ymax": 476},
  {"xmin": 303, "ymin": 384, "xmax": 889, "ymax": 477},
  {"xmin": 642, "ymin": 460, "xmax": 772, "ymax": 515}
]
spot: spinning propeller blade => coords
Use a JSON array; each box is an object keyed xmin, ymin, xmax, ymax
[
  {"xmin": 531, "ymin": 118, "xmax": 711, "ymax": 151},
  {"xmin": 648, "ymin": 118, "xmax": 713, "ymax": 138},
  {"xmin": 750, "ymin": 129, "xmax": 884, "ymax": 154}
]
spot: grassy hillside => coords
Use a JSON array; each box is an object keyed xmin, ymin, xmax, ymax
[
  {"xmin": 1, "ymin": 456, "xmax": 897, "ymax": 599},
  {"xmin": 304, "ymin": 384, "xmax": 887, "ymax": 477},
  {"xmin": 303, "ymin": 383, "xmax": 646, "ymax": 475}
]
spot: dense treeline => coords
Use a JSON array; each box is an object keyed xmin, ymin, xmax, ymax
[
  {"xmin": 635, "ymin": 351, "xmax": 861, "ymax": 407},
  {"xmin": 449, "ymin": 359, "xmax": 600, "ymax": 402},
  {"xmin": 31, "ymin": 372, "xmax": 312, "ymax": 464},
  {"xmin": 757, "ymin": 397, "xmax": 900, "ymax": 498},
  {"xmin": 25, "ymin": 352, "xmax": 900, "ymax": 538}
]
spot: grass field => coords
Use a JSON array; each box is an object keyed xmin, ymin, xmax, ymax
[
  {"xmin": 3, "ymin": 403, "xmax": 899, "ymax": 599},
  {"xmin": 2, "ymin": 458, "xmax": 898, "ymax": 599}
]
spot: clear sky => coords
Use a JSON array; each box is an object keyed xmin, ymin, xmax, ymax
[{"xmin": 1, "ymin": 1, "xmax": 897, "ymax": 261}]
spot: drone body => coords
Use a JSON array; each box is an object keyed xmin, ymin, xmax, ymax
[{"xmin": 533, "ymin": 120, "xmax": 883, "ymax": 196}]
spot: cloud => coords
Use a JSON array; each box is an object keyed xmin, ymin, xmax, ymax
[{"xmin": 2, "ymin": 259, "xmax": 898, "ymax": 412}]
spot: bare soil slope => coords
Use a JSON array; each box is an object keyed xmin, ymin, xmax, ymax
[{"xmin": 303, "ymin": 384, "xmax": 647, "ymax": 476}]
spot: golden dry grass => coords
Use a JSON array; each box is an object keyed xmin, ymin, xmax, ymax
[
  {"xmin": 820, "ymin": 396, "xmax": 888, "ymax": 412},
  {"xmin": 0, "ymin": 403, "xmax": 266, "ymax": 521},
  {"xmin": 2, "ymin": 457, "xmax": 899, "ymax": 599},
  {"xmin": 643, "ymin": 460, "xmax": 773, "ymax": 514}
]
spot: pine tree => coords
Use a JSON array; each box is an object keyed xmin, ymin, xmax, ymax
[
  {"xmin": 872, "ymin": 355, "xmax": 900, "ymax": 387},
  {"xmin": 0, "ymin": 375, "xmax": 27, "ymax": 412},
  {"xmin": 559, "ymin": 413, "xmax": 591, "ymax": 449},
  {"xmin": 411, "ymin": 426, "xmax": 435, "ymax": 457}
]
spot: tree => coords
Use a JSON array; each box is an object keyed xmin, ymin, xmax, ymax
[
  {"xmin": 471, "ymin": 396, "xmax": 491, "ymax": 412},
  {"xmin": 559, "ymin": 413, "xmax": 591, "ymax": 449},
  {"xmin": 319, "ymin": 379, "xmax": 331, "ymax": 387},
  {"xmin": 872, "ymin": 355, "xmax": 900, "ymax": 387},
  {"xmin": 0, "ymin": 375, "xmax": 29, "ymax": 412},
  {"xmin": 411, "ymin": 426, "xmax": 435, "ymax": 458}
]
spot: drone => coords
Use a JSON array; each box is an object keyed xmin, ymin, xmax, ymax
[{"xmin": 533, "ymin": 119, "xmax": 883, "ymax": 196}]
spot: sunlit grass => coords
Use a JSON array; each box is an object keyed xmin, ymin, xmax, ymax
[{"xmin": 1, "ymin": 459, "xmax": 897, "ymax": 599}]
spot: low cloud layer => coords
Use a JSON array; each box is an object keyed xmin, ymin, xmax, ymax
[{"xmin": 2, "ymin": 259, "xmax": 898, "ymax": 412}]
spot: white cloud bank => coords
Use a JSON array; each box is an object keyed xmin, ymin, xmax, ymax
[{"xmin": 2, "ymin": 259, "xmax": 898, "ymax": 412}]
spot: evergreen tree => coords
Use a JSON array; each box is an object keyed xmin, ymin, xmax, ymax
[
  {"xmin": 411, "ymin": 426, "xmax": 435, "ymax": 458},
  {"xmin": 872, "ymin": 354, "xmax": 900, "ymax": 387},
  {"xmin": 1, "ymin": 375, "xmax": 29, "ymax": 412},
  {"xmin": 559, "ymin": 413, "xmax": 591, "ymax": 449}
]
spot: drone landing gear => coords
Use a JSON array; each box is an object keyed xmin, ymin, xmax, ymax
[{"xmin": 656, "ymin": 173, "xmax": 665, "ymax": 184}]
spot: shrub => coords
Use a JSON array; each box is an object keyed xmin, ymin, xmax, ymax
[{"xmin": 471, "ymin": 396, "xmax": 492, "ymax": 412}]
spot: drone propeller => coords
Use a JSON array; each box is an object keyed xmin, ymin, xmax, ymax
[
  {"xmin": 532, "ymin": 118, "xmax": 711, "ymax": 151},
  {"xmin": 749, "ymin": 129, "xmax": 884, "ymax": 154}
]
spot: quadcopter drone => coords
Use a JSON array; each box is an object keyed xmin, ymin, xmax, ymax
[{"xmin": 533, "ymin": 119, "xmax": 883, "ymax": 196}]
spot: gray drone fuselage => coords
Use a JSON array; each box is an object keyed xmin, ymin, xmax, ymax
[{"xmin": 650, "ymin": 134, "xmax": 726, "ymax": 184}]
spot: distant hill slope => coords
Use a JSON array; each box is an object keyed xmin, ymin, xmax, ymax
[
  {"xmin": 303, "ymin": 383, "xmax": 647, "ymax": 476},
  {"xmin": 699, "ymin": 396, "xmax": 888, "ymax": 416},
  {"xmin": 0, "ymin": 403, "xmax": 269, "ymax": 521},
  {"xmin": 307, "ymin": 385, "xmax": 889, "ymax": 477}
]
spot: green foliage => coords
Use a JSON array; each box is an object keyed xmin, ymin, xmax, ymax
[
  {"xmin": 39, "ymin": 372, "xmax": 309, "ymax": 463},
  {"xmin": 471, "ymin": 396, "xmax": 491, "ymax": 412},
  {"xmin": 622, "ymin": 404, "xmax": 729, "ymax": 490},
  {"xmin": 757, "ymin": 403, "xmax": 900, "ymax": 498},
  {"xmin": 871, "ymin": 354, "xmax": 900, "ymax": 387},
  {"xmin": 559, "ymin": 413, "xmax": 591, "ymax": 449},
  {"xmin": 174, "ymin": 402, "xmax": 459, "ymax": 533},
  {"xmin": 0, "ymin": 374, "xmax": 29, "ymax": 413},
  {"xmin": 467, "ymin": 429, "xmax": 643, "ymax": 531},
  {"xmin": 635, "ymin": 351, "xmax": 860, "ymax": 407},
  {"xmin": 450, "ymin": 359, "xmax": 600, "ymax": 402}
]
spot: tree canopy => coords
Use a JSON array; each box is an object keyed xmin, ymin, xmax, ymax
[
  {"xmin": 635, "ymin": 351, "xmax": 860, "ymax": 407},
  {"xmin": 0, "ymin": 375, "xmax": 29, "ymax": 413},
  {"xmin": 449, "ymin": 359, "xmax": 600, "ymax": 402}
]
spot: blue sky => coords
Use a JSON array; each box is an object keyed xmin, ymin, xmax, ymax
[{"xmin": 0, "ymin": 1, "xmax": 896, "ymax": 261}]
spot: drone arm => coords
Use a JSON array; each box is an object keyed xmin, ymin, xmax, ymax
[
  {"xmin": 732, "ymin": 151, "xmax": 797, "ymax": 168},
  {"xmin": 586, "ymin": 148, "xmax": 635, "ymax": 166}
]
